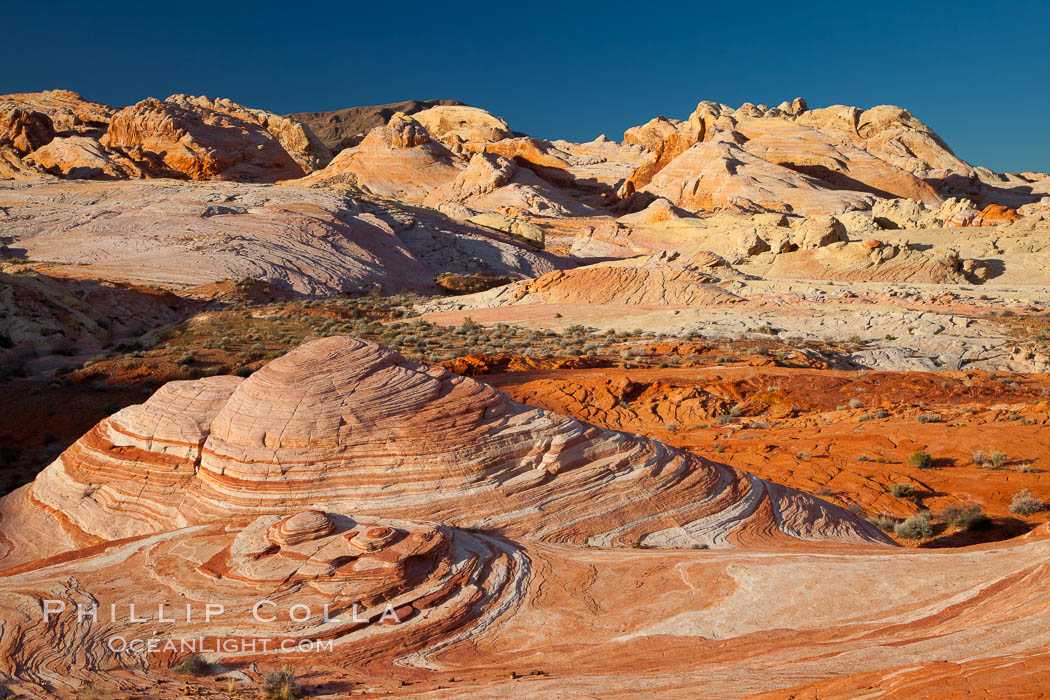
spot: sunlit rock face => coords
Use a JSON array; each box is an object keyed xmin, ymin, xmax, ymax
[
  {"xmin": 0, "ymin": 508, "xmax": 524, "ymax": 695},
  {"xmin": 1, "ymin": 336, "xmax": 889, "ymax": 572}
]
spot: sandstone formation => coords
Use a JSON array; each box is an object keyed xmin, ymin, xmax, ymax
[
  {"xmin": 100, "ymin": 97, "xmax": 306, "ymax": 181},
  {"xmin": 797, "ymin": 103, "xmax": 973, "ymax": 176},
  {"xmin": 491, "ymin": 251, "xmax": 745, "ymax": 306},
  {"xmin": 4, "ymin": 88, "xmax": 1050, "ymax": 699},
  {"xmin": 0, "ymin": 181, "xmax": 565, "ymax": 295},
  {"xmin": 641, "ymin": 139, "xmax": 878, "ymax": 215},
  {"xmin": 0, "ymin": 336, "xmax": 887, "ymax": 569},
  {"xmin": 287, "ymin": 98, "xmax": 466, "ymax": 151},
  {"xmin": 0, "ymin": 89, "xmax": 114, "ymax": 137},
  {"xmin": 295, "ymin": 113, "xmax": 461, "ymax": 201},
  {"xmin": 0, "ymin": 263, "xmax": 192, "ymax": 378},
  {"xmin": 22, "ymin": 135, "xmax": 140, "ymax": 179},
  {"xmin": 0, "ymin": 104, "xmax": 54, "ymax": 155},
  {"xmin": 166, "ymin": 94, "xmax": 331, "ymax": 173},
  {"xmin": 4, "ymin": 91, "xmax": 1043, "ymax": 222},
  {"xmin": 0, "ymin": 507, "xmax": 522, "ymax": 696},
  {"xmin": 410, "ymin": 104, "xmax": 512, "ymax": 149}
]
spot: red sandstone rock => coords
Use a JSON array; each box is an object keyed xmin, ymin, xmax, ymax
[
  {"xmin": 973, "ymin": 203, "xmax": 1019, "ymax": 225},
  {"xmin": 295, "ymin": 113, "xmax": 462, "ymax": 201},
  {"xmin": 642, "ymin": 139, "xmax": 877, "ymax": 215},
  {"xmin": 0, "ymin": 89, "xmax": 114, "ymax": 137},
  {"xmin": 0, "ymin": 336, "xmax": 887, "ymax": 571},
  {"xmin": 100, "ymin": 97, "xmax": 306, "ymax": 181},
  {"xmin": 22, "ymin": 135, "xmax": 139, "ymax": 179},
  {"xmin": 0, "ymin": 103, "xmax": 53, "ymax": 155},
  {"xmin": 166, "ymin": 94, "xmax": 332, "ymax": 173}
]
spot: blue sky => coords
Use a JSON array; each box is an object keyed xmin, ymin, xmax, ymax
[{"xmin": 5, "ymin": 0, "xmax": 1047, "ymax": 172}]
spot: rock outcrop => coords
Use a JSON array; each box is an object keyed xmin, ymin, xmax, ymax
[
  {"xmin": 166, "ymin": 94, "xmax": 331, "ymax": 173},
  {"xmin": 0, "ymin": 336, "xmax": 889, "ymax": 568},
  {"xmin": 500, "ymin": 251, "xmax": 745, "ymax": 306},
  {"xmin": 0, "ymin": 181, "xmax": 565, "ymax": 295},
  {"xmin": 641, "ymin": 140, "xmax": 877, "ymax": 215},
  {"xmin": 22, "ymin": 135, "xmax": 139, "ymax": 179},
  {"xmin": 287, "ymin": 98, "xmax": 466, "ymax": 151},
  {"xmin": 0, "ymin": 506, "xmax": 522, "ymax": 695},
  {"xmin": 0, "ymin": 104, "xmax": 54, "ymax": 155},
  {"xmin": 0, "ymin": 89, "xmax": 114, "ymax": 137},
  {"xmin": 296, "ymin": 113, "xmax": 462, "ymax": 201},
  {"xmin": 411, "ymin": 105, "xmax": 512, "ymax": 149},
  {"xmin": 100, "ymin": 97, "xmax": 306, "ymax": 181}
]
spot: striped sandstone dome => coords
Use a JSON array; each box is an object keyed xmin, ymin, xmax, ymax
[{"xmin": 0, "ymin": 336, "xmax": 891, "ymax": 567}]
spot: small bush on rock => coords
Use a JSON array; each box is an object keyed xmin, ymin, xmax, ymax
[
  {"xmin": 1010, "ymin": 490, "xmax": 1046, "ymax": 516},
  {"xmin": 908, "ymin": 450, "xmax": 933, "ymax": 469},
  {"xmin": 895, "ymin": 514, "xmax": 933, "ymax": 539}
]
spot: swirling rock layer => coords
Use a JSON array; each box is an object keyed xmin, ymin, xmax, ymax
[
  {"xmin": 0, "ymin": 336, "xmax": 888, "ymax": 570},
  {"xmin": 0, "ymin": 510, "xmax": 523, "ymax": 696}
]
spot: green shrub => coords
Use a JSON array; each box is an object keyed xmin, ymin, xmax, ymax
[
  {"xmin": 908, "ymin": 450, "xmax": 933, "ymax": 469},
  {"xmin": 895, "ymin": 514, "xmax": 933, "ymax": 539},
  {"xmin": 1010, "ymin": 489, "xmax": 1046, "ymax": 516},
  {"xmin": 938, "ymin": 504, "xmax": 989, "ymax": 530},
  {"xmin": 891, "ymin": 484, "xmax": 915, "ymax": 498}
]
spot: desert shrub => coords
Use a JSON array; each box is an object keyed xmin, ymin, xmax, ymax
[
  {"xmin": 261, "ymin": 666, "xmax": 305, "ymax": 699},
  {"xmin": 866, "ymin": 514, "xmax": 897, "ymax": 531},
  {"xmin": 858, "ymin": 413, "xmax": 875, "ymax": 422},
  {"xmin": 664, "ymin": 422, "xmax": 678, "ymax": 432},
  {"xmin": 974, "ymin": 449, "xmax": 1008, "ymax": 469},
  {"xmin": 876, "ymin": 409, "xmax": 889, "ymax": 419},
  {"xmin": 1018, "ymin": 463, "xmax": 1034, "ymax": 473},
  {"xmin": 908, "ymin": 450, "xmax": 933, "ymax": 469},
  {"xmin": 74, "ymin": 682, "xmax": 110, "ymax": 699},
  {"xmin": 917, "ymin": 413, "xmax": 940, "ymax": 423},
  {"xmin": 459, "ymin": 317, "xmax": 481, "ymax": 331},
  {"xmin": 895, "ymin": 514, "xmax": 933, "ymax": 539},
  {"xmin": 849, "ymin": 398, "xmax": 864, "ymax": 409},
  {"xmin": 891, "ymin": 484, "xmax": 915, "ymax": 498},
  {"xmin": 817, "ymin": 487, "xmax": 834, "ymax": 496},
  {"xmin": 938, "ymin": 504, "xmax": 989, "ymax": 530},
  {"xmin": 174, "ymin": 653, "xmax": 209, "ymax": 676},
  {"xmin": 1010, "ymin": 489, "xmax": 1046, "ymax": 516}
]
